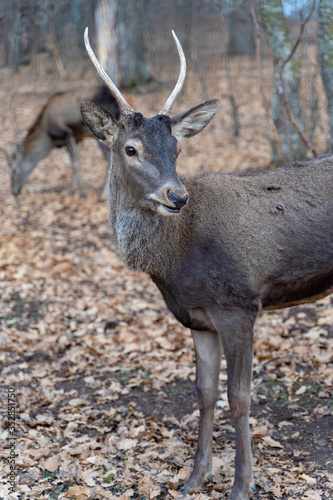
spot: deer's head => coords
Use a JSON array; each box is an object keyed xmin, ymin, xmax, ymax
[{"xmin": 81, "ymin": 29, "xmax": 220, "ymax": 217}]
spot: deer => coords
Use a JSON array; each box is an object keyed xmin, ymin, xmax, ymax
[
  {"xmin": 80, "ymin": 28, "xmax": 333, "ymax": 500},
  {"xmin": 9, "ymin": 86, "xmax": 122, "ymax": 201}
]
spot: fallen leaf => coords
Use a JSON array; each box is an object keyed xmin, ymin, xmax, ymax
[
  {"xmin": 295, "ymin": 385, "xmax": 307, "ymax": 396},
  {"xmin": 64, "ymin": 485, "xmax": 91, "ymax": 499},
  {"xmin": 299, "ymin": 473, "xmax": 317, "ymax": 485},
  {"xmin": 42, "ymin": 455, "xmax": 60, "ymax": 472},
  {"xmin": 262, "ymin": 436, "xmax": 284, "ymax": 448},
  {"xmin": 303, "ymin": 489, "xmax": 322, "ymax": 500},
  {"xmin": 116, "ymin": 438, "xmax": 138, "ymax": 451},
  {"xmin": 138, "ymin": 475, "xmax": 161, "ymax": 499}
]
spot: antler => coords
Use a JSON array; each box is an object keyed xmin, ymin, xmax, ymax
[
  {"xmin": 159, "ymin": 31, "xmax": 187, "ymax": 116},
  {"xmin": 84, "ymin": 28, "xmax": 135, "ymax": 116}
]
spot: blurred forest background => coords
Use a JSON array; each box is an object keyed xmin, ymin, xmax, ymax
[{"xmin": 1, "ymin": 0, "xmax": 333, "ymax": 165}]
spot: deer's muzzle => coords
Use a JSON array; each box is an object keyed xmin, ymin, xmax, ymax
[
  {"xmin": 149, "ymin": 183, "xmax": 189, "ymax": 217},
  {"xmin": 164, "ymin": 191, "xmax": 189, "ymax": 212}
]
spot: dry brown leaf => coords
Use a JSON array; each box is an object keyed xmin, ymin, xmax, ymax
[
  {"xmin": 252, "ymin": 424, "xmax": 270, "ymax": 437},
  {"xmin": 68, "ymin": 398, "xmax": 88, "ymax": 406},
  {"xmin": 295, "ymin": 385, "xmax": 307, "ymax": 396},
  {"xmin": 63, "ymin": 485, "xmax": 91, "ymax": 499},
  {"xmin": 42, "ymin": 455, "xmax": 60, "ymax": 472},
  {"xmin": 262, "ymin": 436, "xmax": 284, "ymax": 448},
  {"xmin": 299, "ymin": 473, "xmax": 317, "ymax": 485},
  {"xmin": 303, "ymin": 490, "xmax": 323, "ymax": 500},
  {"xmin": 116, "ymin": 438, "xmax": 139, "ymax": 451},
  {"xmin": 168, "ymin": 467, "xmax": 188, "ymax": 489},
  {"xmin": 82, "ymin": 470, "xmax": 97, "ymax": 487},
  {"xmin": 138, "ymin": 475, "xmax": 162, "ymax": 499}
]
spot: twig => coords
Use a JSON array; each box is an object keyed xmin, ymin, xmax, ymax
[
  {"xmin": 249, "ymin": 1, "xmax": 286, "ymax": 163},
  {"xmin": 281, "ymin": 0, "xmax": 317, "ymax": 71},
  {"xmin": 225, "ymin": 56, "xmax": 240, "ymax": 138},
  {"xmin": 278, "ymin": 0, "xmax": 317, "ymax": 157},
  {"xmin": 229, "ymin": 93, "xmax": 240, "ymax": 137}
]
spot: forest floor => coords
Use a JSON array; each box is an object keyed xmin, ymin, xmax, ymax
[{"xmin": 0, "ymin": 54, "xmax": 332, "ymax": 500}]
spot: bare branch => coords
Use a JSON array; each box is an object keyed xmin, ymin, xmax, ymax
[
  {"xmin": 281, "ymin": 0, "xmax": 317, "ymax": 70},
  {"xmin": 277, "ymin": 64, "xmax": 317, "ymax": 157},
  {"xmin": 277, "ymin": 0, "xmax": 317, "ymax": 157}
]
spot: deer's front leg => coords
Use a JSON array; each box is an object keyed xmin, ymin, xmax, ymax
[
  {"xmin": 181, "ymin": 329, "xmax": 222, "ymax": 493},
  {"xmin": 219, "ymin": 308, "xmax": 257, "ymax": 500},
  {"xmin": 65, "ymin": 133, "xmax": 85, "ymax": 198}
]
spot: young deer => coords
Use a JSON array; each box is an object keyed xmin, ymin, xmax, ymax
[
  {"xmin": 81, "ymin": 29, "xmax": 333, "ymax": 500},
  {"xmin": 9, "ymin": 86, "xmax": 120, "ymax": 201}
]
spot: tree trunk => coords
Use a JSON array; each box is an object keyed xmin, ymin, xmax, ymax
[
  {"xmin": 318, "ymin": 0, "xmax": 333, "ymax": 153},
  {"xmin": 117, "ymin": 0, "xmax": 151, "ymax": 88},
  {"xmin": 7, "ymin": 0, "xmax": 22, "ymax": 72},
  {"xmin": 227, "ymin": 0, "xmax": 255, "ymax": 56},
  {"xmin": 259, "ymin": 0, "xmax": 305, "ymax": 163},
  {"xmin": 95, "ymin": 0, "xmax": 120, "ymax": 86},
  {"xmin": 95, "ymin": 0, "xmax": 151, "ymax": 88}
]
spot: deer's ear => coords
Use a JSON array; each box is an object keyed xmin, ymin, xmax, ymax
[
  {"xmin": 170, "ymin": 99, "xmax": 220, "ymax": 141},
  {"xmin": 81, "ymin": 101, "xmax": 119, "ymax": 148}
]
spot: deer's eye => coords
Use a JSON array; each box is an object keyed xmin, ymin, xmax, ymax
[{"xmin": 125, "ymin": 146, "xmax": 136, "ymax": 156}]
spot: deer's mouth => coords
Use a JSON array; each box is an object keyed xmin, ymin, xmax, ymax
[
  {"xmin": 154, "ymin": 201, "xmax": 182, "ymax": 218},
  {"xmin": 149, "ymin": 191, "xmax": 188, "ymax": 217},
  {"xmin": 161, "ymin": 203, "xmax": 181, "ymax": 214}
]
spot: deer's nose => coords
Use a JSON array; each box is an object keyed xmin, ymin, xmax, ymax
[{"xmin": 168, "ymin": 191, "xmax": 189, "ymax": 209}]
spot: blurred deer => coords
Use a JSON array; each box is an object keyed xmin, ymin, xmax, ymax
[
  {"xmin": 81, "ymin": 29, "xmax": 333, "ymax": 500},
  {"xmin": 9, "ymin": 86, "xmax": 124, "ymax": 201}
]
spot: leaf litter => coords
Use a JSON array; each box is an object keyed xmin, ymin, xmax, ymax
[{"xmin": 0, "ymin": 57, "xmax": 332, "ymax": 499}]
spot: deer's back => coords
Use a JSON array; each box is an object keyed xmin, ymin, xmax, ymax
[
  {"xmin": 162, "ymin": 155, "xmax": 333, "ymax": 324},
  {"xmin": 39, "ymin": 86, "xmax": 119, "ymax": 141}
]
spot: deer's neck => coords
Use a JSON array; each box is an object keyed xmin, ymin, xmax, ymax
[
  {"xmin": 23, "ymin": 127, "xmax": 53, "ymax": 165},
  {"xmin": 108, "ymin": 166, "xmax": 183, "ymax": 279}
]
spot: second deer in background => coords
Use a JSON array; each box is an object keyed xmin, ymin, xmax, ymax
[{"xmin": 9, "ymin": 85, "xmax": 126, "ymax": 201}]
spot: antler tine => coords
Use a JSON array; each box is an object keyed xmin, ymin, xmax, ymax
[
  {"xmin": 84, "ymin": 28, "xmax": 135, "ymax": 115},
  {"xmin": 159, "ymin": 31, "xmax": 187, "ymax": 116}
]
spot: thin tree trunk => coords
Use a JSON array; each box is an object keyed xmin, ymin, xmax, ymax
[
  {"xmin": 7, "ymin": 1, "xmax": 22, "ymax": 72},
  {"xmin": 318, "ymin": 0, "xmax": 333, "ymax": 153},
  {"xmin": 117, "ymin": 0, "xmax": 151, "ymax": 88},
  {"xmin": 95, "ymin": 0, "xmax": 120, "ymax": 86},
  {"xmin": 95, "ymin": 0, "xmax": 151, "ymax": 88},
  {"xmin": 227, "ymin": 0, "xmax": 255, "ymax": 56},
  {"xmin": 259, "ymin": 0, "xmax": 305, "ymax": 163}
]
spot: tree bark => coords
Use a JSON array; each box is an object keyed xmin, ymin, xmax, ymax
[
  {"xmin": 318, "ymin": 0, "xmax": 333, "ymax": 153},
  {"xmin": 117, "ymin": 0, "xmax": 151, "ymax": 88},
  {"xmin": 7, "ymin": 0, "xmax": 22, "ymax": 71},
  {"xmin": 95, "ymin": 0, "xmax": 120, "ymax": 86},
  {"xmin": 95, "ymin": 0, "xmax": 151, "ymax": 88},
  {"xmin": 227, "ymin": 0, "xmax": 255, "ymax": 56},
  {"xmin": 259, "ymin": 0, "xmax": 305, "ymax": 163}
]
